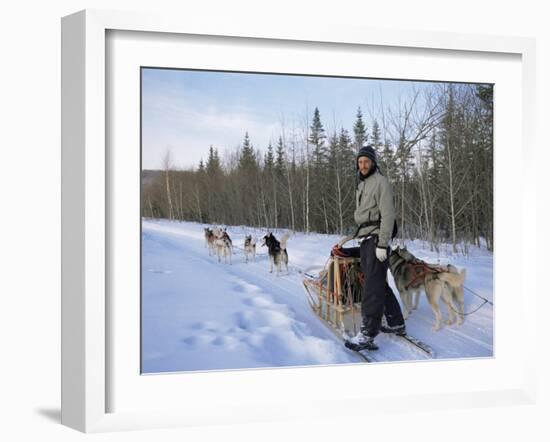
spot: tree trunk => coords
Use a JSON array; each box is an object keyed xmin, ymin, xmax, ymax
[
  {"xmin": 260, "ymin": 184, "xmax": 269, "ymax": 227},
  {"xmin": 305, "ymin": 160, "xmax": 310, "ymax": 233},
  {"xmin": 322, "ymin": 197, "xmax": 329, "ymax": 233},
  {"xmin": 400, "ymin": 175, "xmax": 405, "ymax": 241},
  {"xmin": 272, "ymin": 174, "xmax": 278, "ymax": 229},
  {"xmin": 178, "ymin": 181, "xmax": 183, "ymax": 220},
  {"xmin": 148, "ymin": 197, "xmax": 154, "ymax": 219},
  {"xmin": 286, "ymin": 162, "xmax": 296, "ymax": 232},
  {"xmin": 165, "ymin": 169, "xmax": 173, "ymax": 221},
  {"xmin": 194, "ymin": 184, "xmax": 202, "ymax": 223},
  {"xmin": 446, "ymin": 139, "xmax": 458, "ymax": 253}
]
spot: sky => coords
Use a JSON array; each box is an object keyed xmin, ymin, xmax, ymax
[{"xmin": 141, "ymin": 68, "xmax": 436, "ymax": 170}]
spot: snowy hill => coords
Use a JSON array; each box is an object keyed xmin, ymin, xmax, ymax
[{"xmin": 141, "ymin": 219, "xmax": 493, "ymax": 374}]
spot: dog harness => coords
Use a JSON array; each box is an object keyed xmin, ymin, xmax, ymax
[
  {"xmin": 405, "ymin": 263, "xmax": 439, "ymax": 289},
  {"xmin": 393, "ymin": 255, "xmax": 449, "ymax": 290}
]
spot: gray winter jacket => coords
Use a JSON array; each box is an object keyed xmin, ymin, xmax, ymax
[{"xmin": 354, "ymin": 170, "xmax": 396, "ymax": 248}]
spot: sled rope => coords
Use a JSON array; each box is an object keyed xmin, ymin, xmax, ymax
[
  {"xmin": 445, "ymin": 285, "xmax": 493, "ymax": 317},
  {"xmin": 448, "ymin": 299, "xmax": 489, "ymax": 317},
  {"xmin": 464, "ymin": 285, "xmax": 493, "ymax": 306}
]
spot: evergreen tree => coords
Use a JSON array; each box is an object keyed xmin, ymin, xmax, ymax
[
  {"xmin": 237, "ymin": 132, "xmax": 262, "ymax": 225},
  {"xmin": 275, "ymin": 136, "xmax": 285, "ymax": 178},
  {"xmin": 338, "ymin": 127, "xmax": 355, "ymax": 178},
  {"xmin": 239, "ymin": 133, "xmax": 255, "ymax": 170},
  {"xmin": 475, "ymin": 84, "xmax": 493, "ymax": 113},
  {"xmin": 206, "ymin": 145, "xmax": 222, "ymax": 176},
  {"xmin": 308, "ymin": 107, "xmax": 329, "ymax": 232},
  {"xmin": 198, "ymin": 158, "xmax": 205, "ymax": 174},
  {"xmin": 204, "ymin": 145, "xmax": 224, "ymax": 223},
  {"xmin": 213, "ymin": 148, "xmax": 221, "ymax": 171},
  {"xmin": 327, "ymin": 133, "xmax": 341, "ymax": 232},
  {"xmin": 427, "ymin": 131, "xmax": 441, "ymax": 188},
  {"xmin": 308, "ymin": 107, "xmax": 327, "ymax": 164},
  {"xmin": 475, "ymin": 84, "xmax": 493, "ymax": 250},
  {"xmin": 264, "ymin": 142, "xmax": 275, "ymax": 172},
  {"xmin": 353, "ymin": 107, "xmax": 368, "ymax": 150},
  {"xmin": 371, "ymin": 120, "xmax": 382, "ymax": 154},
  {"xmin": 379, "ymin": 139, "xmax": 396, "ymax": 180}
]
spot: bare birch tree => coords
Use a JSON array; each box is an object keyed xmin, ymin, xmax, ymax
[{"xmin": 163, "ymin": 149, "xmax": 174, "ymax": 221}]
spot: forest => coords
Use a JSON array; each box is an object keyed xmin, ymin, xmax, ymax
[{"xmin": 141, "ymin": 82, "xmax": 493, "ymax": 253}]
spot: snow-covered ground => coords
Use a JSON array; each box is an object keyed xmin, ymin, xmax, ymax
[{"xmin": 141, "ymin": 219, "xmax": 493, "ymax": 374}]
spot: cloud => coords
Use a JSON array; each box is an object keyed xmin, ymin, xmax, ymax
[{"xmin": 142, "ymin": 93, "xmax": 283, "ymax": 170}]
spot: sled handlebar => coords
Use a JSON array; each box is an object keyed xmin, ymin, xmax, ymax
[{"xmin": 337, "ymin": 234, "xmax": 357, "ymax": 248}]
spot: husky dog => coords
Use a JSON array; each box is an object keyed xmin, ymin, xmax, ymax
[
  {"xmin": 203, "ymin": 227, "xmax": 213, "ymax": 245},
  {"xmin": 243, "ymin": 235, "xmax": 257, "ymax": 263},
  {"xmin": 389, "ymin": 247, "xmax": 422, "ymax": 315},
  {"xmin": 210, "ymin": 227, "xmax": 232, "ymax": 264},
  {"xmin": 213, "ymin": 235, "xmax": 232, "ymax": 264},
  {"xmin": 203, "ymin": 227, "xmax": 215, "ymax": 255},
  {"xmin": 211, "ymin": 226, "xmax": 232, "ymax": 251},
  {"xmin": 221, "ymin": 228, "xmax": 233, "ymax": 254},
  {"xmin": 389, "ymin": 246, "xmax": 466, "ymax": 331},
  {"xmin": 261, "ymin": 232, "xmax": 290, "ymax": 274}
]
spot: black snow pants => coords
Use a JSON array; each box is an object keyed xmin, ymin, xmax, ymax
[{"xmin": 360, "ymin": 236, "xmax": 405, "ymax": 338}]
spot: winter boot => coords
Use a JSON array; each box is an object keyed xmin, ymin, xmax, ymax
[
  {"xmin": 345, "ymin": 333, "xmax": 379, "ymax": 351},
  {"xmin": 380, "ymin": 323, "xmax": 407, "ymax": 336}
]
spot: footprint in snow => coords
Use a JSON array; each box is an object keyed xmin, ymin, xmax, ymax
[
  {"xmin": 235, "ymin": 310, "xmax": 254, "ymax": 330},
  {"xmin": 232, "ymin": 280, "xmax": 262, "ymax": 294},
  {"xmin": 242, "ymin": 297, "xmax": 273, "ymax": 308},
  {"xmin": 211, "ymin": 336, "xmax": 240, "ymax": 349},
  {"xmin": 181, "ymin": 335, "xmax": 212, "ymax": 346},
  {"xmin": 190, "ymin": 321, "xmax": 219, "ymax": 332},
  {"xmin": 243, "ymin": 297, "xmax": 294, "ymax": 319},
  {"xmin": 234, "ymin": 309, "xmax": 292, "ymax": 331},
  {"xmin": 241, "ymin": 334, "xmax": 265, "ymax": 347}
]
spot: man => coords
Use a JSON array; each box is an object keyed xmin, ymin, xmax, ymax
[{"xmin": 347, "ymin": 145, "xmax": 406, "ymax": 351}]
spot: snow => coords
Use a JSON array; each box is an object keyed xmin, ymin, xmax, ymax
[{"xmin": 141, "ymin": 219, "xmax": 494, "ymax": 373}]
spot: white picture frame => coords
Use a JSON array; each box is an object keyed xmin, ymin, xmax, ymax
[{"xmin": 61, "ymin": 9, "xmax": 537, "ymax": 433}]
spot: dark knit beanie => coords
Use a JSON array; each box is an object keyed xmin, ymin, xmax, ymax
[{"xmin": 356, "ymin": 145, "xmax": 377, "ymax": 166}]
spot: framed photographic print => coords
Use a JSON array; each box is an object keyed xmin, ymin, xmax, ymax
[{"xmin": 61, "ymin": 9, "xmax": 537, "ymax": 433}]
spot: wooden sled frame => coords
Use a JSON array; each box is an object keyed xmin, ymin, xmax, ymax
[{"xmin": 302, "ymin": 235, "xmax": 364, "ymax": 338}]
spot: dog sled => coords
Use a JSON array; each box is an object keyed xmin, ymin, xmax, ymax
[
  {"xmin": 302, "ymin": 235, "xmax": 364, "ymax": 338},
  {"xmin": 301, "ymin": 235, "xmax": 434, "ymax": 361}
]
